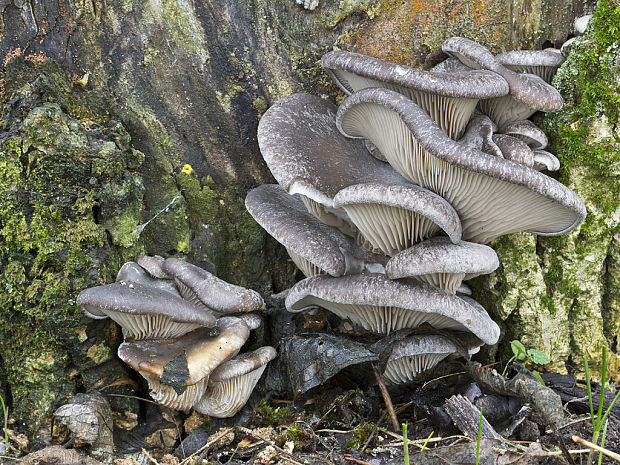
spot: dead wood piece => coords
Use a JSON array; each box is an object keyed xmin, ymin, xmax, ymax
[
  {"xmin": 409, "ymin": 438, "xmax": 547, "ymax": 465},
  {"xmin": 444, "ymin": 394, "xmax": 506, "ymax": 448},
  {"xmin": 466, "ymin": 361, "xmax": 563, "ymax": 428}
]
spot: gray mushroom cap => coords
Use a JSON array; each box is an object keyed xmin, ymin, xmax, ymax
[
  {"xmin": 285, "ymin": 273, "xmax": 500, "ymax": 343},
  {"xmin": 321, "ymin": 50, "xmax": 508, "ymax": 99},
  {"xmin": 257, "ymin": 93, "xmax": 415, "ymax": 235},
  {"xmin": 442, "ymin": 38, "xmax": 563, "ymax": 127},
  {"xmin": 457, "ymin": 113, "xmax": 503, "ymax": 158},
  {"xmin": 245, "ymin": 184, "xmax": 386, "ymax": 277},
  {"xmin": 431, "ymin": 57, "xmax": 473, "ymax": 73},
  {"xmin": 194, "ymin": 346, "xmax": 276, "ymax": 418},
  {"xmin": 386, "ymin": 237, "xmax": 499, "ymax": 278},
  {"xmin": 333, "ymin": 182, "xmax": 462, "ymax": 256},
  {"xmin": 209, "ymin": 346, "xmax": 277, "ymax": 383},
  {"xmin": 499, "ymin": 120, "xmax": 548, "ymax": 150},
  {"xmin": 336, "ymin": 87, "xmax": 586, "ymax": 243},
  {"xmin": 533, "ymin": 150, "xmax": 561, "ymax": 172},
  {"xmin": 321, "ymin": 50, "xmax": 508, "ymax": 139},
  {"xmin": 136, "ymin": 255, "xmax": 171, "ymax": 279},
  {"xmin": 495, "ymin": 49, "xmax": 565, "ymax": 83},
  {"xmin": 162, "ymin": 258, "xmax": 265, "ymax": 315},
  {"xmin": 117, "ymin": 317, "xmax": 250, "ymax": 386},
  {"xmin": 116, "ymin": 261, "xmax": 180, "ymax": 297},
  {"xmin": 77, "ymin": 281, "xmax": 216, "ymax": 340},
  {"xmin": 442, "ymin": 37, "xmax": 563, "ymax": 111},
  {"xmin": 383, "ymin": 334, "xmax": 461, "ymax": 384},
  {"xmin": 492, "ymin": 134, "xmax": 535, "ymax": 168}
]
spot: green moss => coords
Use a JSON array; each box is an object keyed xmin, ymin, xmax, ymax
[
  {"xmin": 256, "ymin": 400, "xmax": 292, "ymax": 427},
  {"xmin": 0, "ymin": 61, "xmax": 149, "ymax": 430},
  {"xmin": 347, "ymin": 422, "xmax": 376, "ymax": 450}
]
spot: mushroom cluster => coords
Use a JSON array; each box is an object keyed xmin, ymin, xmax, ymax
[
  {"xmin": 247, "ymin": 37, "xmax": 586, "ymax": 384},
  {"xmin": 77, "ymin": 257, "xmax": 275, "ymax": 417}
]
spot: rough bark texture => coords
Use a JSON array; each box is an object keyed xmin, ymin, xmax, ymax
[{"xmin": 0, "ymin": 0, "xmax": 616, "ymax": 436}]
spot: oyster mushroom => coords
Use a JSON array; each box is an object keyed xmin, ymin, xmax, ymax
[
  {"xmin": 193, "ymin": 346, "xmax": 277, "ymax": 418},
  {"xmin": 162, "ymin": 258, "xmax": 264, "ymax": 316},
  {"xmin": 333, "ymin": 182, "xmax": 462, "ymax": 256},
  {"xmin": 77, "ymin": 281, "xmax": 216, "ymax": 340},
  {"xmin": 492, "ymin": 134, "xmax": 535, "ymax": 168},
  {"xmin": 321, "ymin": 50, "xmax": 508, "ymax": 139},
  {"xmin": 385, "ymin": 237, "xmax": 499, "ymax": 293},
  {"xmin": 257, "ymin": 93, "xmax": 420, "ymax": 237},
  {"xmin": 533, "ymin": 149, "xmax": 561, "ymax": 171},
  {"xmin": 116, "ymin": 261, "xmax": 180, "ymax": 298},
  {"xmin": 383, "ymin": 334, "xmax": 480, "ymax": 384},
  {"xmin": 336, "ymin": 87, "xmax": 586, "ymax": 243},
  {"xmin": 117, "ymin": 318, "xmax": 250, "ymax": 411},
  {"xmin": 285, "ymin": 273, "xmax": 500, "ymax": 342},
  {"xmin": 495, "ymin": 49, "xmax": 565, "ymax": 83},
  {"xmin": 245, "ymin": 184, "xmax": 386, "ymax": 277},
  {"xmin": 499, "ymin": 120, "xmax": 548, "ymax": 150},
  {"xmin": 442, "ymin": 37, "xmax": 563, "ymax": 127}
]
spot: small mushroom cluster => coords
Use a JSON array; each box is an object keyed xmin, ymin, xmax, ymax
[
  {"xmin": 77, "ymin": 257, "xmax": 275, "ymax": 417},
  {"xmin": 247, "ymin": 37, "xmax": 586, "ymax": 384}
]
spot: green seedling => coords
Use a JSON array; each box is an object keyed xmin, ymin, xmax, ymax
[
  {"xmin": 0, "ymin": 394, "xmax": 7, "ymax": 452},
  {"xmin": 402, "ymin": 423, "xmax": 410, "ymax": 465},
  {"xmin": 476, "ymin": 407, "xmax": 483, "ymax": 465},
  {"xmin": 502, "ymin": 340, "xmax": 550, "ymax": 382},
  {"xmin": 420, "ymin": 431, "xmax": 433, "ymax": 452},
  {"xmin": 584, "ymin": 346, "xmax": 620, "ymax": 465}
]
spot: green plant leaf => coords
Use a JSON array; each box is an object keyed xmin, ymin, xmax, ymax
[
  {"xmin": 511, "ymin": 340, "xmax": 527, "ymax": 358},
  {"xmin": 527, "ymin": 349, "xmax": 550, "ymax": 365}
]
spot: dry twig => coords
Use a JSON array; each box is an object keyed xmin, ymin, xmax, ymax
[{"xmin": 373, "ymin": 365, "xmax": 399, "ymax": 432}]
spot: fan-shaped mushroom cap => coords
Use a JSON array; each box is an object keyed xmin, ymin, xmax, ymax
[
  {"xmin": 495, "ymin": 49, "xmax": 565, "ymax": 83},
  {"xmin": 431, "ymin": 57, "xmax": 473, "ymax": 73},
  {"xmin": 162, "ymin": 258, "xmax": 264, "ymax": 316},
  {"xmin": 117, "ymin": 318, "xmax": 250, "ymax": 411},
  {"xmin": 77, "ymin": 282, "xmax": 216, "ymax": 340},
  {"xmin": 385, "ymin": 237, "xmax": 499, "ymax": 293},
  {"xmin": 442, "ymin": 37, "xmax": 563, "ymax": 127},
  {"xmin": 194, "ymin": 346, "xmax": 276, "ymax": 418},
  {"xmin": 257, "ymin": 93, "xmax": 415, "ymax": 236},
  {"xmin": 237, "ymin": 313, "xmax": 263, "ymax": 331},
  {"xmin": 457, "ymin": 114, "xmax": 503, "ymax": 158},
  {"xmin": 499, "ymin": 120, "xmax": 548, "ymax": 150},
  {"xmin": 457, "ymin": 283, "xmax": 472, "ymax": 296},
  {"xmin": 336, "ymin": 87, "xmax": 585, "ymax": 243},
  {"xmin": 533, "ymin": 150, "xmax": 561, "ymax": 171},
  {"xmin": 321, "ymin": 50, "xmax": 508, "ymax": 139},
  {"xmin": 136, "ymin": 255, "xmax": 171, "ymax": 279},
  {"xmin": 245, "ymin": 184, "xmax": 386, "ymax": 277},
  {"xmin": 116, "ymin": 261, "xmax": 180, "ymax": 298},
  {"xmin": 492, "ymin": 134, "xmax": 535, "ymax": 168},
  {"xmin": 286, "ymin": 273, "xmax": 500, "ymax": 342},
  {"xmin": 383, "ymin": 334, "xmax": 469, "ymax": 384},
  {"xmin": 333, "ymin": 183, "xmax": 461, "ymax": 256}
]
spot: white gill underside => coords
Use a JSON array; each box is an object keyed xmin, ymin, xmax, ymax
[
  {"xmin": 286, "ymin": 248, "xmax": 325, "ymax": 278},
  {"xmin": 299, "ymin": 195, "xmax": 357, "ymax": 237},
  {"xmin": 341, "ymin": 104, "xmax": 576, "ymax": 244},
  {"xmin": 110, "ymin": 310, "xmax": 203, "ymax": 340},
  {"xmin": 143, "ymin": 374, "xmax": 208, "ymax": 412},
  {"xmin": 315, "ymin": 301, "xmax": 469, "ymax": 335},
  {"xmin": 414, "ymin": 272, "xmax": 466, "ymax": 294},
  {"xmin": 477, "ymin": 94, "xmax": 537, "ymax": 129},
  {"xmin": 343, "ymin": 203, "xmax": 441, "ymax": 256},
  {"xmin": 383, "ymin": 353, "xmax": 451, "ymax": 384},
  {"xmin": 338, "ymin": 71, "xmax": 477, "ymax": 139},
  {"xmin": 502, "ymin": 64, "xmax": 557, "ymax": 84},
  {"xmin": 193, "ymin": 365, "xmax": 267, "ymax": 418}
]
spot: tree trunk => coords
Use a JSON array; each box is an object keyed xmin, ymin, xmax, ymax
[{"xmin": 1, "ymin": 0, "xmax": 616, "ymax": 436}]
